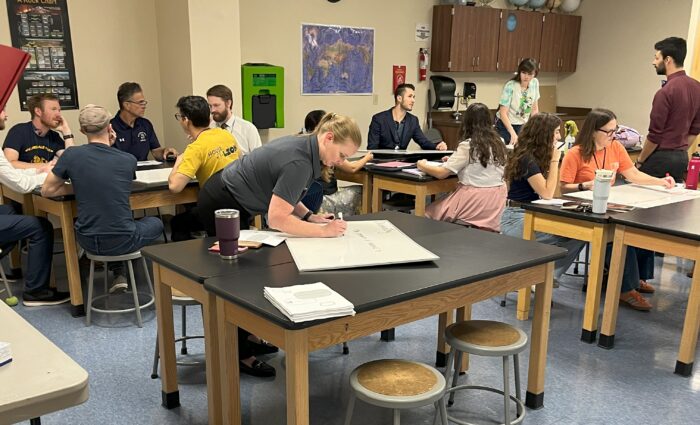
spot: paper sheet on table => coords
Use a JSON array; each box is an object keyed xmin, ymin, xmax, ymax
[
  {"xmin": 239, "ymin": 230, "xmax": 291, "ymax": 247},
  {"xmin": 285, "ymin": 220, "xmax": 439, "ymax": 272},
  {"xmin": 565, "ymin": 184, "xmax": 700, "ymax": 208},
  {"xmin": 402, "ymin": 161, "xmax": 444, "ymax": 176},
  {"xmin": 137, "ymin": 160, "xmax": 163, "ymax": 167},
  {"xmin": 134, "ymin": 168, "xmax": 172, "ymax": 184},
  {"xmin": 531, "ymin": 199, "xmax": 568, "ymax": 206}
]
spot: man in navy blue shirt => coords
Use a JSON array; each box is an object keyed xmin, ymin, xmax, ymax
[
  {"xmin": 111, "ymin": 82, "xmax": 178, "ymax": 161},
  {"xmin": 2, "ymin": 93, "xmax": 75, "ymax": 169},
  {"xmin": 42, "ymin": 104, "xmax": 164, "ymax": 291},
  {"xmin": 367, "ymin": 83, "xmax": 447, "ymax": 151}
]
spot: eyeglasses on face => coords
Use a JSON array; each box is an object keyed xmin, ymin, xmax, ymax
[
  {"xmin": 596, "ymin": 126, "xmax": 619, "ymax": 137},
  {"xmin": 127, "ymin": 100, "xmax": 148, "ymax": 106}
]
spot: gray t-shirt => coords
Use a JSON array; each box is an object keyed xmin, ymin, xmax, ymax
[{"xmin": 221, "ymin": 134, "xmax": 322, "ymax": 215}]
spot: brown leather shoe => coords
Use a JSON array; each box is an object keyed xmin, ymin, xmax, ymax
[
  {"xmin": 620, "ymin": 290, "xmax": 652, "ymax": 311},
  {"xmin": 637, "ymin": 280, "xmax": 656, "ymax": 294}
]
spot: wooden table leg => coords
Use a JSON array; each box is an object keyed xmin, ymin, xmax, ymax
[
  {"xmin": 285, "ymin": 329, "xmax": 310, "ymax": 425},
  {"xmin": 218, "ymin": 298, "xmax": 240, "ymax": 425},
  {"xmin": 435, "ymin": 310, "xmax": 454, "ymax": 367},
  {"xmin": 360, "ymin": 174, "xmax": 371, "ymax": 214},
  {"xmin": 598, "ymin": 226, "xmax": 627, "ymax": 349},
  {"xmin": 517, "ymin": 211, "xmax": 536, "ymax": 320},
  {"xmin": 675, "ymin": 256, "xmax": 700, "ymax": 376},
  {"xmin": 526, "ymin": 261, "xmax": 554, "ymax": 409},
  {"xmin": 58, "ymin": 201, "xmax": 84, "ymax": 317},
  {"xmin": 580, "ymin": 224, "xmax": 608, "ymax": 343},
  {"xmin": 371, "ymin": 183, "xmax": 382, "ymax": 213},
  {"xmin": 154, "ymin": 264, "xmax": 179, "ymax": 409},
  {"xmin": 414, "ymin": 186, "xmax": 427, "ymax": 216},
  {"xmin": 202, "ymin": 292, "xmax": 222, "ymax": 425}
]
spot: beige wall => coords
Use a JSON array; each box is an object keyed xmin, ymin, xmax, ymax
[
  {"xmin": 238, "ymin": 0, "xmax": 563, "ymax": 147},
  {"xmin": 0, "ymin": 0, "xmax": 165, "ymax": 147},
  {"xmin": 154, "ymin": 0, "xmax": 192, "ymax": 150},
  {"xmin": 240, "ymin": 0, "xmax": 435, "ymax": 146},
  {"xmin": 557, "ymin": 0, "xmax": 694, "ymax": 134}
]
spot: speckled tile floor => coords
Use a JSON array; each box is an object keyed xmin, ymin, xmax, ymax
[{"xmin": 6, "ymin": 249, "xmax": 699, "ymax": 425}]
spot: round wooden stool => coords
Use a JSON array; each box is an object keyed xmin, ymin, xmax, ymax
[
  {"xmin": 344, "ymin": 359, "xmax": 448, "ymax": 425},
  {"xmin": 444, "ymin": 320, "xmax": 528, "ymax": 425}
]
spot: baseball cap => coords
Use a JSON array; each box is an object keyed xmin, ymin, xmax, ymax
[{"xmin": 79, "ymin": 104, "xmax": 111, "ymax": 133}]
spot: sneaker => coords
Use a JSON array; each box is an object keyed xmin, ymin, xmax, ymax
[
  {"xmin": 637, "ymin": 280, "xmax": 656, "ymax": 294},
  {"xmin": 619, "ymin": 290, "xmax": 652, "ymax": 311},
  {"xmin": 109, "ymin": 274, "xmax": 128, "ymax": 294},
  {"xmin": 23, "ymin": 289, "xmax": 70, "ymax": 307}
]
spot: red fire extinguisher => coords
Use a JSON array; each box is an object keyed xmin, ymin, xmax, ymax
[{"xmin": 419, "ymin": 48, "xmax": 428, "ymax": 82}]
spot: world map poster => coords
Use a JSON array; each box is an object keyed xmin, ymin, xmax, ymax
[{"xmin": 302, "ymin": 23, "xmax": 374, "ymax": 95}]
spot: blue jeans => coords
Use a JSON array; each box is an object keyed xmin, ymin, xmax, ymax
[
  {"xmin": 301, "ymin": 180, "xmax": 324, "ymax": 213},
  {"xmin": 77, "ymin": 217, "xmax": 163, "ymax": 276},
  {"xmin": 500, "ymin": 206, "xmax": 585, "ymax": 279},
  {"xmin": 495, "ymin": 119, "xmax": 521, "ymax": 145},
  {"xmin": 605, "ymin": 245, "xmax": 651, "ymax": 293},
  {"xmin": 0, "ymin": 204, "xmax": 54, "ymax": 293}
]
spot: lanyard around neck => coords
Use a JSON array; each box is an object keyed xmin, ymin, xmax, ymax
[{"xmin": 592, "ymin": 147, "xmax": 606, "ymax": 170}]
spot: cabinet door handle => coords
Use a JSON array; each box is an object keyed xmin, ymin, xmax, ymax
[
  {"xmin": 476, "ymin": 56, "xmax": 480, "ymax": 67},
  {"xmin": 472, "ymin": 57, "xmax": 476, "ymax": 67}
]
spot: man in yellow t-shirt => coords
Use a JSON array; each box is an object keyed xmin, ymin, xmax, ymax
[{"xmin": 168, "ymin": 95, "xmax": 240, "ymax": 241}]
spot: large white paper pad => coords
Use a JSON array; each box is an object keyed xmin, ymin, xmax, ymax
[
  {"xmin": 134, "ymin": 168, "xmax": 173, "ymax": 184},
  {"xmin": 285, "ymin": 220, "xmax": 439, "ymax": 272},
  {"xmin": 566, "ymin": 184, "xmax": 700, "ymax": 208}
]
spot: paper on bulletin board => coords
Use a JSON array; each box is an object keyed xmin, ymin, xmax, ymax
[{"xmin": 415, "ymin": 23, "xmax": 430, "ymax": 41}]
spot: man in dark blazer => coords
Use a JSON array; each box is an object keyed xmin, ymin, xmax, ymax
[{"xmin": 367, "ymin": 83, "xmax": 447, "ymax": 151}]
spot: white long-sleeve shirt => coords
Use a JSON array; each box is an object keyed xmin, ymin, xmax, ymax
[{"xmin": 0, "ymin": 149, "xmax": 47, "ymax": 193}]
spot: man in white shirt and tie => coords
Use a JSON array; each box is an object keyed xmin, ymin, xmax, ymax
[{"xmin": 206, "ymin": 84, "xmax": 262, "ymax": 155}]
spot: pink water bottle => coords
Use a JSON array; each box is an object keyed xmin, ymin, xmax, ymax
[{"xmin": 686, "ymin": 152, "xmax": 700, "ymax": 190}]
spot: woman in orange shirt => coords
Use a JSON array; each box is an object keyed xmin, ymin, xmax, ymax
[{"xmin": 560, "ymin": 108, "xmax": 674, "ymax": 311}]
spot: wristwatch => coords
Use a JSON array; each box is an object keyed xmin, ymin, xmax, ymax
[
  {"xmin": 302, "ymin": 211, "xmax": 313, "ymax": 221},
  {"xmin": 62, "ymin": 133, "xmax": 74, "ymax": 140},
  {"xmin": 578, "ymin": 183, "xmax": 585, "ymax": 191}
]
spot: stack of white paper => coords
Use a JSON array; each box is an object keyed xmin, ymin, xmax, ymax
[
  {"xmin": 264, "ymin": 282, "xmax": 355, "ymax": 323},
  {"xmin": 0, "ymin": 341, "xmax": 12, "ymax": 367}
]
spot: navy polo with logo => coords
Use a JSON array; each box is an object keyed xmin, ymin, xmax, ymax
[{"xmin": 110, "ymin": 113, "xmax": 161, "ymax": 161}]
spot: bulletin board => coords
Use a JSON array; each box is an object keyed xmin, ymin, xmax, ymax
[{"xmin": 6, "ymin": 0, "xmax": 79, "ymax": 110}]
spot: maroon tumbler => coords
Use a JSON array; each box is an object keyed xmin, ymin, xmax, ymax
[{"xmin": 214, "ymin": 209, "xmax": 240, "ymax": 259}]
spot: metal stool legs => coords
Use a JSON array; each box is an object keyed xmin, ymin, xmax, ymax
[{"xmin": 85, "ymin": 253, "xmax": 154, "ymax": 327}]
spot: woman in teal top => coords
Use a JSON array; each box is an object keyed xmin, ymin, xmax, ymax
[{"xmin": 495, "ymin": 58, "xmax": 540, "ymax": 145}]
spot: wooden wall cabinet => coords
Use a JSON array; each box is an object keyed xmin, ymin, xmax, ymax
[
  {"xmin": 431, "ymin": 5, "xmax": 581, "ymax": 74},
  {"xmin": 497, "ymin": 10, "xmax": 543, "ymax": 72},
  {"xmin": 539, "ymin": 13, "xmax": 581, "ymax": 72},
  {"xmin": 431, "ymin": 5, "xmax": 500, "ymax": 72}
]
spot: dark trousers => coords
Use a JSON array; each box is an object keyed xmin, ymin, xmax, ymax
[
  {"xmin": 300, "ymin": 180, "xmax": 323, "ymax": 213},
  {"xmin": 495, "ymin": 118, "xmax": 522, "ymax": 145},
  {"xmin": 196, "ymin": 171, "xmax": 255, "ymax": 358},
  {"xmin": 197, "ymin": 171, "xmax": 252, "ymax": 237},
  {"xmin": 0, "ymin": 204, "xmax": 53, "ymax": 293},
  {"xmin": 605, "ymin": 244, "xmax": 654, "ymax": 293},
  {"xmin": 170, "ymin": 204, "xmax": 204, "ymax": 242},
  {"xmin": 639, "ymin": 149, "xmax": 688, "ymax": 181}
]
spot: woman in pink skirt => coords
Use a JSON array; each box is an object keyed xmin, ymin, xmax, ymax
[{"xmin": 417, "ymin": 103, "xmax": 508, "ymax": 231}]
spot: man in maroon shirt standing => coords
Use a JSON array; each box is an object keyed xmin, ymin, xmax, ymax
[{"xmin": 636, "ymin": 37, "xmax": 700, "ymax": 181}]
